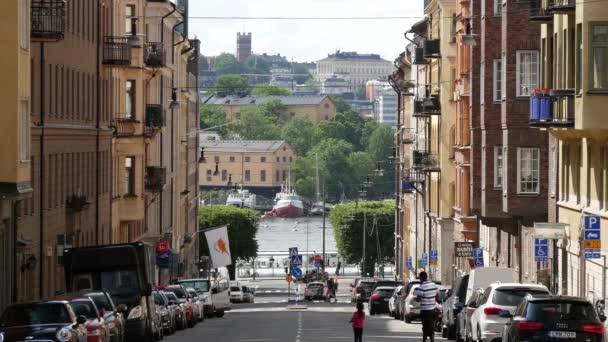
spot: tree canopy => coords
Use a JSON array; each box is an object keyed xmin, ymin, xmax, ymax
[
  {"xmin": 293, "ymin": 64, "xmax": 312, "ymax": 84},
  {"xmin": 214, "ymin": 53, "xmax": 243, "ymax": 75},
  {"xmin": 252, "ymin": 84, "xmax": 292, "ymax": 96}
]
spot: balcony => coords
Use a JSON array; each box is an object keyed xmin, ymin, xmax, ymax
[
  {"xmin": 114, "ymin": 117, "xmax": 139, "ymax": 137},
  {"xmin": 546, "ymin": 0, "xmax": 575, "ymax": 14},
  {"xmin": 423, "ymin": 40, "xmax": 441, "ymax": 59},
  {"xmin": 529, "ymin": 0, "xmax": 552, "ymax": 22},
  {"xmin": 103, "ymin": 37, "xmax": 131, "ymax": 66},
  {"xmin": 413, "ymin": 150, "xmax": 440, "ymax": 171},
  {"xmin": 401, "ymin": 128, "xmax": 417, "ymax": 144},
  {"xmin": 145, "ymin": 167, "xmax": 166, "ymax": 192},
  {"xmin": 413, "ymin": 96, "xmax": 441, "ymax": 117},
  {"xmin": 529, "ymin": 89, "xmax": 575, "ymax": 129},
  {"xmin": 144, "ymin": 42, "xmax": 166, "ymax": 68},
  {"xmin": 413, "ymin": 48, "xmax": 430, "ymax": 65},
  {"xmin": 145, "ymin": 104, "xmax": 165, "ymax": 137},
  {"xmin": 66, "ymin": 195, "xmax": 90, "ymax": 211},
  {"xmin": 31, "ymin": 0, "xmax": 65, "ymax": 42}
]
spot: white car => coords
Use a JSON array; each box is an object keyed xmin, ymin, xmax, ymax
[
  {"xmin": 388, "ymin": 285, "xmax": 405, "ymax": 318},
  {"xmin": 469, "ymin": 283, "xmax": 549, "ymax": 342},
  {"xmin": 404, "ymin": 284, "xmax": 421, "ymax": 323},
  {"xmin": 230, "ymin": 285, "xmax": 244, "ymax": 303}
]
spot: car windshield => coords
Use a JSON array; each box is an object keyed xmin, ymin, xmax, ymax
[
  {"xmin": 188, "ymin": 290, "xmax": 197, "ymax": 297},
  {"xmin": 1, "ymin": 304, "xmax": 72, "ymax": 326},
  {"xmin": 154, "ymin": 293, "xmax": 167, "ymax": 305},
  {"xmin": 165, "ymin": 288, "xmax": 186, "ymax": 299},
  {"xmin": 99, "ymin": 270, "xmax": 139, "ymax": 296},
  {"xmin": 178, "ymin": 280, "xmax": 210, "ymax": 292},
  {"xmin": 493, "ymin": 289, "xmax": 548, "ymax": 306},
  {"xmin": 375, "ymin": 281, "xmax": 401, "ymax": 288},
  {"xmin": 308, "ymin": 283, "xmax": 323, "ymax": 289},
  {"xmin": 70, "ymin": 301, "xmax": 98, "ymax": 319},
  {"xmin": 163, "ymin": 292, "xmax": 178, "ymax": 301},
  {"xmin": 529, "ymin": 301, "xmax": 597, "ymax": 321},
  {"xmin": 359, "ymin": 282, "xmax": 374, "ymax": 289},
  {"xmin": 375, "ymin": 289, "xmax": 395, "ymax": 297},
  {"xmin": 88, "ymin": 294, "xmax": 113, "ymax": 312}
]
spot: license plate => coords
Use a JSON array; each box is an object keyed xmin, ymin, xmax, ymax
[{"xmin": 548, "ymin": 331, "xmax": 576, "ymax": 338}]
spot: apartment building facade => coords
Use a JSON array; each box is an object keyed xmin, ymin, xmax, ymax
[
  {"xmin": 529, "ymin": 0, "xmax": 608, "ymax": 296},
  {"xmin": 316, "ymin": 51, "xmax": 395, "ymax": 88}
]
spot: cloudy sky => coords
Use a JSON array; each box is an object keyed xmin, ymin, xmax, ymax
[{"xmin": 188, "ymin": 0, "xmax": 424, "ymax": 62}]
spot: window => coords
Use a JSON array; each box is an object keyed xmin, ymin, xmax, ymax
[
  {"xmin": 590, "ymin": 23, "xmax": 608, "ymax": 90},
  {"xmin": 517, "ymin": 148, "xmax": 540, "ymax": 194},
  {"xmin": 276, "ymin": 157, "xmax": 280, "ymax": 162},
  {"xmin": 124, "ymin": 157, "xmax": 135, "ymax": 195},
  {"xmin": 20, "ymin": 99, "xmax": 30, "ymax": 162},
  {"xmin": 206, "ymin": 169, "xmax": 212, "ymax": 182},
  {"xmin": 214, "ymin": 156, "xmax": 220, "ymax": 163},
  {"xmin": 493, "ymin": 0, "xmax": 502, "ymax": 16},
  {"xmin": 261, "ymin": 170, "xmax": 266, "ymax": 182},
  {"xmin": 494, "ymin": 146, "xmax": 504, "ymax": 188},
  {"xmin": 126, "ymin": 80, "xmax": 135, "ymax": 119},
  {"xmin": 516, "ymin": 51, "xmax": 539, "ymax": 96},
  {"xmin": 229, "ymin": 156, "xmax": 235, "ymax": 162},
  {"xmin": 493, "ymin": 60, "xmax": 503, "ymax": 102},
  {"xmin": 276, "ymin": 170, "xmax": 280, "ymax": 182},
  {"xmin": 19, "ymin": 0, "xmax": 29, "ymax": 51},
  {"xmin": 282, "ymin": 157, "xmax": 287, "ymax": 162},
  {"xmin": 244, "ymin": 156, "xmax": 250, "ymax": 163},
  {"xmin": 576, "ymin": 24, "xmax": 583, "ymax": 93},
  {"xmin": 289, "ymin": 156, "xmax": 293, "ymax": 163},
  {"xmin": 125, "ymin": 5, "xmax": 135, "ymax": 34},
  {"xmin": 221, "ymin": 170, "xmax": 227, "ymax": 182},
  {"xmin": 261, "ymin": 156, "xmax": 267, "ymax": 163},
  {"xmin": 282, "ymin": 170, "xmax": 287, "ymax": 181},
  {"xmin": 244, "ymin": 170, "xmax": 250, "ymax": 182}
]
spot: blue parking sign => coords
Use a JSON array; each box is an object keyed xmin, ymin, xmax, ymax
[
  {"xmin": 421, "ymin": 253, "xmax": 428, "ymax": 267},
  {"xmin": 406, "ymin": 256, "xmax": 413, "ymax": 271},
  {"xmin": 585, "ymin": 216, "xmax": 601, "ymax": 229},
  {"xmin": 534, "ymin": 239, "xmax": 548, "ymax": 262},
  {"xmin": 473, "ymin": 248, "xmax": 484, "ymax": 268}
]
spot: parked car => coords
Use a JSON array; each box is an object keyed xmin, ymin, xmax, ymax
[
  {"xmin": 186, "ymin": 288, "xmax": 205, "ymax": 322},
  {"xmin": 241, "ymin": 286, "xmax": 255, "ymax": 303},
  {"xmin": 456, "ymin": 268, "xmax": 516, "ymax": 341},
  {"xmin": 304, "ymin": 281, "xmax": 326, "ymax": 301},
  {"xmin": 394, "ymin": 284, "xmax": 410, "ymax": 321},
  {"xmin": 154, "ymin": 291, "xmax": 175, "ymax": 335},
  {"xmin": 458, "ymin": 288, "xmax": 485, "ymax": 342},
  {"xmin": 163, "ymin": 285, "xmax": 195, "ymax": 328},
  {"xmin": 351, "ymin": 279, "xmax": 376, "ymax": 303},
  {"xmin": 150, "ymin": 297, "xmax": 164, "ymax": 341},
  {"xmin": 389, "ymin": 285, "xmax": 405, "ymax": 319},
  {"xmin": 0, "ymin": 300, "xmax": 89, "ymax": 342},
  {"xmin": 230, "ymin": 285, "xmax": 245, "ymax": 303},
  {"xmin": 67, "ymin": 297, "xmax": 112, "ymax": 342},
  {"xmin": 84, "ymin": 291, "xmax": 126, "ymax": 342},
  {"xmin": 163, "ymin": 292, "xmax": 186, "ymax": 330},
  {"xmin": 373, "ymin": 280, "xmax": 403, "ymax": 290},
  {"xmin": 501, "ymin": 294, "xmax": 606, "ymax": 342},
  {"xmin": 404, "ymin": 283, "xmax": 422, "ymax": 323},
  {"xmin": 209, "ymin": 275, "xmax": 231, "ymax": 318},
  {"xmin": 443, "ymin": 274, "xmax": 469, "ymax": 339},
  {"xmin": 469, "ymin": 283, "xmax": 549, "ymax": 342},
  {"xmin": 369, "ymin": 286, "xmax": 397, "ymax": 315}
]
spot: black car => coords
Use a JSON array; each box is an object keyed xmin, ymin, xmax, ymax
[
  {"xmin": 0, "ymin": 301, "xmax": 89, "ymax": 342},
  {"xmin": 84, "ymin": 291, "xmax": 126, "ymax": 342},
  {"xmin": 154, "ymin": 291, "xmax": 176, "ymax": 335},
  {"xmin": 369, "ymin": 287, "xmax": 396, "ymax": 315},
  {"xmin": 443, "ymin": 274, "xmax": 468, "ymax": 339},
  {"xmin": 502, "ymin": 294, "xmax": 606, "ymax": 342}
]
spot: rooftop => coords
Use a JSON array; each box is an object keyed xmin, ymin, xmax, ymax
[
  {"xmin": 203, "ymin": 95, "xmax": 333, "ymax": 106},
  {"xmin": 201, "ymin": 140, "xmax": 291, "ymax": 154},
  {"xmin": 319, "ymin": 50, "xmax": 388, "ymax": 62}
]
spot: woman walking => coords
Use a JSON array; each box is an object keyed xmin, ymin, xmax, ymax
[{"xmin": 350, "ymin": 302, "xmax": 365, "ymax": 342}]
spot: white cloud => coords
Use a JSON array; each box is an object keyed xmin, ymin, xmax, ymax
[{"xmin": 189, "ymin": 0, "xmax": 423, "ymax": 62}]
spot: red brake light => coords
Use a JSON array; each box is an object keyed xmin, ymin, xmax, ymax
[
  {"xmin": 483, "ymin": 307, "xmax": 502, "ymax": 315},
  {"xmin": 581, "ymin": 324, "xmax": 604, "ymax": 335},
  {"xmin": 371, "ymin": 294, "xmax": 381, "ymax": 301},
  {"xmin": 517, "ymin": 322, "xmax": 544, "ymax": 331},
  {"xmin": 356, "ymin": 286, "xmax": 362, "ymax": 292}
]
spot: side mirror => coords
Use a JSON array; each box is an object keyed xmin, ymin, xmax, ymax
[
  {"xmin": 77, "ymin": 315, "xmax": 87, "ymax": 325},
  {"xmin": 116, "ymin": 304, "xmax": 128, "ymax": 313},
  {"xmin": 499, "ymin": 310, "xmax": 513, "ymax": 319},
  {"xmin": 212, "ymin": 288, "xmax": 218, "ymax": 294}
]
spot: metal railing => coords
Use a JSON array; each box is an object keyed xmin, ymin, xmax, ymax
[
  {"xmin": 145, "ymin": 167, "xmax": 166, "ymax": 192},
  {"xmin": 144, "ymin": 42, "xmax": 166, "ymax": 68},
  {"xmin": 31, "ymin": 0, "xmax": 66, "ymax": 41},
  {"xmin": 103, "ymin": 37, "xmax": 131, "ymax": 66},
  {"xmin": 413, "ymin": 151, "xmax": 440, "ymax": 170}
]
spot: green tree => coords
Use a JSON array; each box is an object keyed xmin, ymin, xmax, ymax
[
  {"xmin": 200, "ymin": 105, "xmax": 228, "ymax": 134},
  {"xmin": 329, "ymin": 201, "xmax": 395, "ymax": 276},
  {"xmin": 293, "ymin": 64, "xmax": 312, "ymax": 84},
  {"xmin": 198, "ymin": 205, "xmax": 259, "ymax": 280},
  {"xmin": 309, "ymin": 139, "xmax": 354, "ymax": 199},
  {"xmin": 367, "ymin": 124, "xmax": 394, "ymax": 162},
  {"xmin": 281, "ymin": 117, "xmax": 315, "ymax": 155},
  {"xmin": 304, "ymin": 79, "xmax": 320, "ymax": 93},
  {"xmin": 245, "ymin": 55, "xmax": 271, "ymax": 74},
  {"xmin": 314, "ymin": 120, "xmax": 351, "ymax": 144},
  {"xmin": 211, "ymin": 75, "xmax": 250, "ymax": 96},
  {"xmin": 252, "ymin": 84, "xmax": 292, "ymax": 96},
  {"xmin": 355, "ymin": 85, "xmax": 367, "ymax": 100},
  {"xmin": 233, "ymin": 107, "xmax": 282, "ymax": 140},
  {"xmin": 347, "ymin": 151, "xmax": 375, "ymax": 183},
  {"xmin": 214, "ymin": 53, "xmax": 242, "ymax": 75},
  {"xmin": 259, "ymin": 98, "xmax": 289, "ymax": 121},
  {"xmin": 330, "ymin": 97, "xmax": 352, "ymax": 113}
]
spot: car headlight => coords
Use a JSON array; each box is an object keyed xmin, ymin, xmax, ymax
[
  {"xmin": 128, "ymin": 305, "xmax": 144, "ymax": 320},
  {"xmin": 56, "ymin": 327, "xmax": 73, "ymax": 342}
]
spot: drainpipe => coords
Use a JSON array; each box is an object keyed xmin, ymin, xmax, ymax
[
  {"xmin": 38, "ymin": 42, "xmax": 46, "ymax": 299},
  {"xmin": 95, "ymin": 0, "xmax": 101, "ymax": 245}
]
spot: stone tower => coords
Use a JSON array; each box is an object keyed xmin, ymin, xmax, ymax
[{"xmin": 236, "ymin": 32, "xmax": 252, "ymax": 63}]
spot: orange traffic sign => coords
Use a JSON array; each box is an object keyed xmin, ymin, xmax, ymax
[
  {"xmin": 584, "ymin": 240, "xmax": 601, "ymax": 249},
  {"xmin": 314, "ymin": 255, "xmax": 321, "ymax": 262},
  {"xmin": 287, "ymin": 275, "xmax": 293, "ymax": 283}
]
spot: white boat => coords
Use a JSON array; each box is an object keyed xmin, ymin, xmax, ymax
[
  {"xmin": 272, "ymin": 185, "xmax": 304, "ymax": 218},
  {"xmin": 226, "ymin": 188, "xmax": 257, "ymax": 209}
]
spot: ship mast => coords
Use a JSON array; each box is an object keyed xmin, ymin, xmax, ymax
[{"xmin": 315, "ymin": 154, "xmax": 320, "ymax": 203}]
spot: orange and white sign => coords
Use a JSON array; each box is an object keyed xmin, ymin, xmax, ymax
[{"xmin": 204, "ymin": 225, "xmax": 232, "ymax": 268}]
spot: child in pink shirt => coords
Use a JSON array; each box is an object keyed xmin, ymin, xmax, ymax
[{"xmin": 350, "ymin": 302, "xmax": 365, "ymax": 342}]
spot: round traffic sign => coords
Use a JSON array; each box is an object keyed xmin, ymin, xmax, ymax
[
  {"xmin": 314, "ymin": 261, "xmax": 321, "ymax": 268},
  {"xmin": 291, "ymin": 267, "xmax": 302, "ymax": 278},
  {"xmin": 314, "ymin": 255, "xmax": 321, "ymax": 262}
]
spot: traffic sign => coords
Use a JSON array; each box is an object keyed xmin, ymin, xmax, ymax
[
  {"xmin": 585, "ymin": 230, "xmax": 601, "ymax": 240},
  {"xmin": 473, "ymin": 248, "xmax": 484, "ymax": 268},
  {"xmin": 534, "ymin": 239, "xmax": 548, "ymax": 262},
  {"xmin": 289, "ymin": 247, "xmax": 299, "ymax": 258},
  {"xmin": 430, "ymin": 250, "xmax": 438, "ymax": 266},
  {"xmin": 585, "ymin": 240, "xmax": 601, "ymax": 249},
  {"xmin": 406, "ymin": 256, "xmax": 413, "ymax": 271},
  {"xmin": 291, "ymin": 267, "xmax": 302, "ymax": 278},
  {"xmin": 314, "ymin": 261, "xmax": 321, "ymax": 268},
  {"xmin": 585, "ymin": 216, "xmax": 601, "ymax": 229},
  {"xmin": 287, "ymin": 275, "xmax": 293, "ymax": 283},
  {"xmin": 421, "ymin": 253, "xmax": 428, "ymax": 267},
  {"xmin": 290, "ymin": 255, "xmax": 303, "ymax": 266},
  {"xmin": 314, "ymin": 255, "xmax": 322, "ymax": 262}
]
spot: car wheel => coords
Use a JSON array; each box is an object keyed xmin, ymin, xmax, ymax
[
  {"xmin": 477, "ymin": 325, "xmax": 482, "ymax": 342},
  {"xmin": 405, "ymin": 316, "xmax": 412, "ymax": 323},
  {"xmin": 435, "ymin": 319, "xmax": 443, "ymax": 333},
  {"xmin": 370, "ymin": 310, "xmax": 375, "ymax": 316},
  {"xmin": 448, "ymin": 323, "xmax": 456, "ymax": 340},
  {"xmin": 393, "ymin": 312, "xmax": 400, "ymax": 320},
  {"xmin": 442, "ymin": 327, "xmax": 448, "ymax": 338},
  {"xmin": 215, "ymin": 310, "xmax": 225, "ymax": 318},
  {"xmin": 456, "ymin": 321, "xmax": 464, "ymax": 342}
]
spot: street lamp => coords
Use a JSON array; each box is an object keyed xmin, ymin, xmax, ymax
[{"xmin": 169, "ymin": 88, "xmax": 180, "ymax": 110}]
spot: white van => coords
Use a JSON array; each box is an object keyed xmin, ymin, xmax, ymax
[{"xmin": 177, "ymin": 274, "xmax": 231, "ymax": 318}]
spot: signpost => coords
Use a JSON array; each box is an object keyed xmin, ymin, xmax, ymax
[
  {"xmin": 473, "ymin": 248, "xmax": 484, "ymax": 268},
  {"xmin": 534, "ymin": 239, "xmax": 548, "ymax": 262},
  {"xmin": 289, "ymin": 247, "xmax": 299, "ymax": 258},
  {"xmin": 291, "ymin": 267, "xmax": 302, "ymax": 279},
  {"xmin": 421, "ymin": 253, "xmax": 428, "ymax": 267},
  {"xmin": 454, "ymin": 242, "xmax": 475, "ymax": 258},
  {"xmin": 406, "ymin": 256, "xmax": 413, "ymax": 271},
  {"xmin": 430, "ymin": 250, "xmax": 438, "ymax": 266},
  {"xmin": 584, "ymin": 216, "xmax": 601, "ymax": 259},
  {"xmin": 290, "ymin": 255, "xmax": 303, "ymax": 267},
  {"xmin": 314, "ymin": 261, "xmax": 321, "ymax": 269}
]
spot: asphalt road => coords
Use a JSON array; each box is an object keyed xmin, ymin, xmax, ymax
[{"xmin": 163, "ymin": 302, "xmax": 442, "ymax": 342}]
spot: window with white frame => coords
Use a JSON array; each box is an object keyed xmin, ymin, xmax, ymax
[
  {"xmin": 590, "ymin": 23, "xmax": 608, "ymax": 90},
  {"xmin": 494, "ymin": 146, "xmax": 504, "ymax": 188},
  {"xmin": 517, "ymin": 148, "xmax": 540, "ymax": 194},
  {"xmin": 19, "ymin": 0, "xmax": 30, "ymax": 51},
  {"xmin": 20, "ymin": 99, "xmax": 30, "ymax": 162},
  {"xmin": 493, "ymin": 59, "xmax": 503, "ymax": 102},
  {"xmin": 516, "ymin": 51, "xmax": 540, "ymax": 96},
  {"xmin": 494, "ymin": 0, "xmax": 502, "ymax": 16}
]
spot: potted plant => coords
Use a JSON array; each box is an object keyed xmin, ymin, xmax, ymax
[{"xmin": 400, "ymin": 80, "xmax": 415, "ymax": 94}]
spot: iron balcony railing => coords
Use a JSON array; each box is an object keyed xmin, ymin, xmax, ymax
[
  {"xmin": 413, "ymin": 48, "xmax": 430, "ymax": 65},
  {"xmin": 413, "ymin": 150, "xmax": 440, "ymax": 171},
  {"xmin": 114, "ymin": 117, "xmax": 139, "ymax": 137},
  {"xmin": 144, "ymin": 42, "xmax": 166, "ymax": 68},
  {"xmin": 529, "ymin": 0, "xmax": 552, "ymax": 22},
  {"xmin": 145, "ymin": 167, "xmax": 167, "ymax": 192},
  {"xmin": 423, "ymin": 39, "xmax": 441, "ymax": 59},
  {"xmin": 31, "ymin": 0, "xmax": 66, "ymax": 41},
  {"xmin": 66, "ymin": 194, "xmax": 90, "ymax": 211},
  {"xmin": 103, "ymin": 36, "xmax": 131, "ymax": 66},
  {"xmin": 546, "ymin": 0, "xmax": 575, "ymax": 13},
  {"xmin": 413, "ymin": 96, "xmax": 441, "ymax": 117},
  {"xmin": 145, "ymin": 104, "xmax": 165, "ymax": 137}
]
